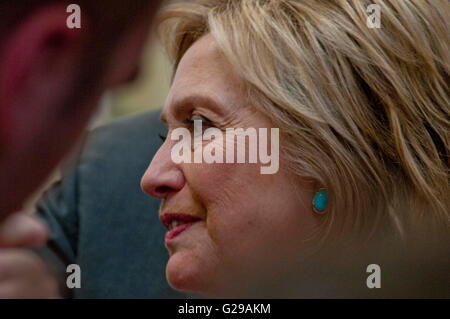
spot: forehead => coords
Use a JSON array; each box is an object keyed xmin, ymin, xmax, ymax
[{"xmin": 165, "ymin": 34, "xmax": 246, "ymax": 112}]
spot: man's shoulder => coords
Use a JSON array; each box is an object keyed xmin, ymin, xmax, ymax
[
  {"xmin": 97, "ymin": 110, "xmax": 163, "ymax": 134},
  {"xmin": 80, "ymin": 110, "xmax": 165, "ymax": 163},
  {"xmin": 88, "ymin": 110, "xmax": 164, "ymax": 145}
]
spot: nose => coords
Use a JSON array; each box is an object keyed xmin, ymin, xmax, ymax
[{"xmin": 141, "ymin": 143, "xmax": 185, "ymax": 199}]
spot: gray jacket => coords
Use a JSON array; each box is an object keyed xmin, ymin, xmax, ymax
[{"xmin": 36, "ymin": 111, "xmax": 184, "ymax": 298}]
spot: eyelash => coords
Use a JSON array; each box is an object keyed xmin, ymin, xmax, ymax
[
  {"xmin": 185, "ymin": 114, "xmax": 212, "ymax": 127},
  {"xmin": 158, "ymin": 133, "xmax": 167, "ymax": 142},
  {"xmin": 158, "ymin": 114, "xmax": 213, "ymax": 142}
]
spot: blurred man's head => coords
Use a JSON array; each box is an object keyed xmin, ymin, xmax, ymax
[{"xmin": 0, "ymin": 1, "xmax": 162, "ymax": 217}]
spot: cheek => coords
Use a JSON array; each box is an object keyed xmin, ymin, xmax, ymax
[
  {"xmin": 180, "ymin": 154, "xmax": 319, "ymax": 286},
  {"xmin": 185, "ymin": 160, "xmax": 312, "ymax": 260},
  {"xmin": 185, "ymin": 162, "xmax": 261, "ymax": 230}
]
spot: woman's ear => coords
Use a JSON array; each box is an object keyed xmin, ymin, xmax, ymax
[{"xmin": 0, "ymin": 4, "xmax": 87, "ymax": 153}]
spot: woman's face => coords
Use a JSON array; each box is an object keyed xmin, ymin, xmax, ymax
[{"xmin": 141, "ymin": 35, "xmax": 320, "ymax": 297}]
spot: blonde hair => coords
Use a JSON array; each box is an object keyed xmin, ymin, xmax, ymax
[{"xmin": 157, "ymin": 0, "xmax": 450, "ymax": 241}]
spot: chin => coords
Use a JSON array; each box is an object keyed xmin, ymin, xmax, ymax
[{"xmin": 165, "ymin": 251, "xmax": 212, "ymax": 295}]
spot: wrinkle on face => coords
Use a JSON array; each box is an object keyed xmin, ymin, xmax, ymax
[{"xmin": 151, "ymin": 34, "xmax": 319, "ymax": 297}]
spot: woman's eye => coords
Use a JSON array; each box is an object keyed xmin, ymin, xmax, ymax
[{"xmin": 187, "ymin": 115, "xmax": 212, "ymax": 128}]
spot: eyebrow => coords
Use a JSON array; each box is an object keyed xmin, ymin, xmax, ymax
[{"xmin": 160, "ymin": 95, "xmax": 227, "ymax": 124}]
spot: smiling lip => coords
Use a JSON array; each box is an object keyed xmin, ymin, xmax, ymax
[{"xmin": 160, "ymin": 213, "xmax": 202, "ymax": 241}]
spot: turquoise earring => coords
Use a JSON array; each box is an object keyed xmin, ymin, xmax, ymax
[{"xmin": 312, "ymin": 188, "xmax": 328, "ymax": 214}]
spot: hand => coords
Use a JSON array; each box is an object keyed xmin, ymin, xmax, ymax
[
  {"xmin": 0, "ymin": 212, "xmax": 60, "ymax": 298},
  {"xmin": 0, "ymin": 212, "xmax": 48, "ymax": 248},
  {"xmin": 0, "ymin": 249, "xmax": 60, "ymax": 298}
]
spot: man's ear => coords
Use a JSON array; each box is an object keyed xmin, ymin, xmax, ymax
[{"xmin": 0, "ymin": 4, "xmax": 87, "ymax": 152}]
